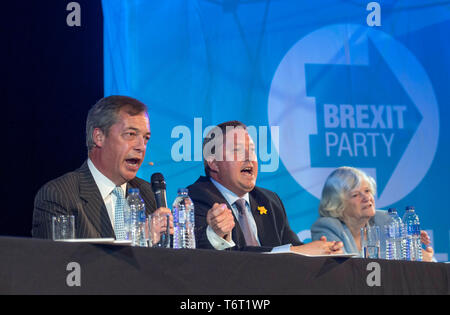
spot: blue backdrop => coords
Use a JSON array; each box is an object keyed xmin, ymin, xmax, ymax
[{"xmin": 103, "ymin": 0, "xmax": 450, "ymax": 261}]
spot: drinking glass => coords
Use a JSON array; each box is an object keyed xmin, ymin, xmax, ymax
[
  {"xmin": 148, "ymin": 213, "xmax": 170, "ymax": 248},
  {"xmin": 361, "ymin": 225, "xmax": 380, "ymax": 259},
  {"xmin": 52, "ymin": 215, "xmax": 75, "ymax": 240}
]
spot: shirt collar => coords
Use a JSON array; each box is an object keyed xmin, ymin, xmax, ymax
[
  {"xmin": 210, "ymin": 177, "xmax": 250, "ymax": 207},
  {"xmin": 87, "ymin": 158, "xmax": 127, "ymax": 200}
]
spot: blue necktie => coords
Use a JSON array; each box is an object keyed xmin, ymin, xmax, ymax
[
  {"xmin": 234, "ymin": 198, "xmax": 259, "ymax": 246},
  {"xmin": 112, "ymin": 187, "xmax": 126, "ymax": 240}
]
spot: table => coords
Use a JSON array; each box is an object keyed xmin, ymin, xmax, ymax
[{"xmin": 0, "ymin": 236, "xmax": 448, "ymax": 295}]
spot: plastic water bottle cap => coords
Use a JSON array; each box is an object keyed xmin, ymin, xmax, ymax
[
  {"xmin": 178, "ymin": 188, "xmax": 189, "ymax": 195},
  {"xmin": 405, "ymin": 205, "xmax": 415, "ymax": 211},
  {"xmin": 388, "ymin": 208, "xmax": 397, "ymax": 213}
]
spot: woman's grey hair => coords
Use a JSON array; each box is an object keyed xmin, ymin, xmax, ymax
[
  {"xmin": 86, "ymin": 95, "xmax": 148, "ymax": 152},
  {"xmin": 318, "ymin": 166, "xmax": 377, "ymax": 219}
]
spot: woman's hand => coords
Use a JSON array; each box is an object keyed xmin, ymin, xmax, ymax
[
  {"xmin": 422, "ymin": 246, "xmax": 434, "ymax": 262},
  {"xmin": 420, "ymin": 230, "xmax": 434, "ymax": 262}
]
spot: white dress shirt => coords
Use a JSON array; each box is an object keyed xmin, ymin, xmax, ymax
[
  {"xmin": 207, "ymin": 178, "xmax": 291, "ymax": 253},
  {"xmin": 87, "ymin": 159, "xmax": 127, "ymax": 230}
]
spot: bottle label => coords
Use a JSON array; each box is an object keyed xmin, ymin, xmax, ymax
[
  {"xmin": 179, "ymin": 210, "xmax": 186, "ymax": 223},
  {"xmin": 407, "ymin": 225, "xmax": 413, "ymax": 235},
  {"xmin": 407, "ymin": 224, "xmax": 420, "ymax": 235},
  {"xmin": 387, "ymin": 224, "xmax": 396, "ymax": 238},
  {"xmin": 138, "ymin": 210, "xmax": 146, "ymax": 222}
]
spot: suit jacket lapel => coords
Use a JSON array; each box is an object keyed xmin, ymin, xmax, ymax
[
  {"xmin": 77, "ymin": 161, "xmax": 115, "ymax": 238},
  {"xmin": 249, "ymin": 192, "xmax": 278, "ymax": 247}
]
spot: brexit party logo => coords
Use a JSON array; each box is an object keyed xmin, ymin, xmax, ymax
[{"xmin": 268, "ymin": 24, "xmax": 439, "ymax": 207}]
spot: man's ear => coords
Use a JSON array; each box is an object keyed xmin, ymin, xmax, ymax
[
  {"xmin": 207, "ymin": 158, "xmax": 219, "ymax": 173},
  {"xmin": 92, "ymin": 128, "xmax": 105, "ymax": 148}
]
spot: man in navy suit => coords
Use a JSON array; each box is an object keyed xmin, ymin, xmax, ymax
[
  {"xmin": 32, "ymin": 95, "xmax": 172, "ymax": 239},
  {"xmin": 188, "ymin": 121, "xmax": 343, "ymax": 254}
]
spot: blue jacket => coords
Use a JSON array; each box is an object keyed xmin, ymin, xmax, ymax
[{"xmin": 310, "ymin": 210, "xmax": 391, "ymax": 256}]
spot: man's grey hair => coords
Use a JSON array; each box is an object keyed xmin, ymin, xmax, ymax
[
  {"xmin": 86, "ymin": 95, "xmax": 148, "ymax": 152},
  {"xmin": 318, "ymin": 166, "xmax": 377, "ymax": 219}
]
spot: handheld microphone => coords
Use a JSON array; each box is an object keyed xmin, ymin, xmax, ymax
[{"xmin": 151, "ymin": 172, "xmax": 167, "ymax": 209}]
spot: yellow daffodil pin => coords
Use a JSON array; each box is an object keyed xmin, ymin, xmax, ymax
[{"xmin": 257, "ymin": 206, "xmax": 268, "ymax": 215}]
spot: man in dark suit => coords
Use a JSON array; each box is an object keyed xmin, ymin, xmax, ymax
[
  {"xmin": 32, "ymin": 95, "xmax": 172, "ymax": 240},
  {"xmin": 188, "ymin": 121, "xmax": 343, "ymax": 254}
]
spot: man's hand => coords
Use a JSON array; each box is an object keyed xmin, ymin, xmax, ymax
[
  {"xmin": 206, "ymin": 203, "xmax": 235, "ymax": 242},
  {"xmin": 291, "ymin": 236, "xmax": 344, "ymax": 255}
]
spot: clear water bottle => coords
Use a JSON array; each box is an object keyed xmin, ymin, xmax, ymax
[
  {"xmin": 402, "ymin": 206, "xmax": 422, "ymax": 261},
  {"xmin": 126, "ymin": 188, "xmax": 148, "ymax": 247},
  {"xmin": 172, "ymin": 188, "xmax": 196, "ymax": 249},
  {"xmin": 384, "ymin": 223, "xmax": 397, "ymax": 260},
  {"xmin": 386, "ymin": 208, "xmax": 404, "ymax": 260}
]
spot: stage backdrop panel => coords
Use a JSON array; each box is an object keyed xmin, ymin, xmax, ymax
[{"xmin": 103, "ymin": 0, "xmax": 450, "ymax": 261}]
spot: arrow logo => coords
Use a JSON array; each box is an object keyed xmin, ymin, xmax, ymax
[{"xmin": 305, "ymin": 39, "xmax": 422, "ymax": 196}]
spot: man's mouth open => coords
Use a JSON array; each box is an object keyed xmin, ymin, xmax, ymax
[
  {"xmin": 241, "ymin": 166, "xmax": 254, "ymax": 176},
  {"xmin": 125, "ymin": 158, "xmax": 141, "ymax": 170}
]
